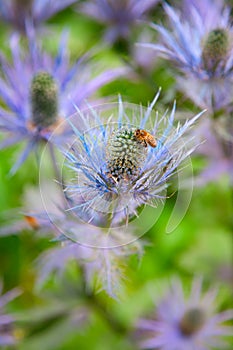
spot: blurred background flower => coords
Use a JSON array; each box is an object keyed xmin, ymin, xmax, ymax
[
  {"xmin": 0, "ymin": 282, "xmax": 21, "ymax": 346},
  {"xmin": 142, "ymin": 0, "xmax": 233, "ymax": 113},
  {"xmin": 0, "ymin": 0, "xmax": 77, "ymax": 33},
  {"xmin": 0, "ymin": 181, "xmax": 144, "ymax": 299},
  {"xmin": 37, "ymin": 226, "xmax": 143, "ymax": 299},
  {"xmin": 79, "ymin": 0, "xmax": 160, "ymax": 52},
  {"xmin": 0, "ymin": 181, "xmax": 64, "ymax": 237},
  {"xmin": 136, "ymin": 277, "xmax": 233, "ymax": 349},
  {"xmin": 0, "ymin": 31, "xmax": 127, "ymax": 174},
  {"xmin": 140, "ymin": 0, "xmax": 233, "ymax": 186}
]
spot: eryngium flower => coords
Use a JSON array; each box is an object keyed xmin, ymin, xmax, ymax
[
  {"xmin": 142, "ymin": 0, "xmax": 233, "ymax": 112},
  {"xmin": 79, "ymin": 0, "xmax": 160, "ymax": 44},
  {"xmin": 0, "ymin": 181, "xmax": 143, "ymax": 299},
  {"xmin": 136, "ymin": 277, "xmax": 233, "ymax": 349},
  {"xmin": 0, "ymin": 0, "xmax": 76, "ymax": 32},
  {"xmin": 0, "ymin": 32, "xmax": 126, "ymax": 174},
  {"xmin": 63, "ymin": 91, "xmax": 204, "ymax": 225},
  {"xmin": 0, "ymin": 283, "xmax": 21, "ymax": 346},
  {"xmin": 37, "ymin": 226, "xmax": 143, "ymax": 299}
]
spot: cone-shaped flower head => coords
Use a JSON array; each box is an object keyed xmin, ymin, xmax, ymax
[
  {"xmin": 106, "ymin": 127, "xmax": 148, "ymax": 182},
  {"xmin": 179, "ymin": 307, "xmax": 206, "ymax": 336},
  {"xmin": 30, "ymin": 72, "xmax": 58, "ymax": 129},
  {"xmin": 202, "ymin": 28, "xmax": 230, "ymax": 72}
]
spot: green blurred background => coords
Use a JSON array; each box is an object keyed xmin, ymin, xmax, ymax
[{"xmin": 0, "ymin": 3, "xmax": 232, "ymax": 349}]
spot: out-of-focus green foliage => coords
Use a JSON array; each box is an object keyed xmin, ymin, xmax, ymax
[{"xmin": 0, "ymin": 3, "xmax": 232, "ymax": 350}]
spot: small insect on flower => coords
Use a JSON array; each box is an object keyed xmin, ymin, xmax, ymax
[{"xmin": 134, "ymin": 129, "xmax": 157, "ymax": 148}]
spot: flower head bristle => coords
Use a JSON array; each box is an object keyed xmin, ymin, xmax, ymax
[
  {"xmin": 202, "ymin": 28, "xmax": 229, "ymax": 71},
  {"xmin": 30, "ymin": 72, "xmax": 58, "ymax": 128},
  {"xmin": 179, "ymin": 307, "xmax": 206, "ymax": 336},
  {"xmin": 106, "ymin": 127, "xmax": 147, "ymax": 182}
]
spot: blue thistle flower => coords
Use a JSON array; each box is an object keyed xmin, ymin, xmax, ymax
[
  {"xmin": 141, "ymin": 0, "xmax": 233, "ymax": 112},
  {"xmin": 136, "ymin": 277, "xmax": 233, "ymax": 349},
  {"xmin": 62, "ymin": 91, "xmax": 204, "ymax": 226},
  {"xmin": 79, "ymin": 0, "xmax": 160, "ymax": 45},
  {"xmin": 0, "ymin": 0, "xmax": 76, "ymax": 33},
  {"xmin": 0, "ymin": 32, "xmax": 127, "ymax": 174}
]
